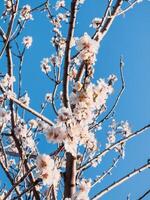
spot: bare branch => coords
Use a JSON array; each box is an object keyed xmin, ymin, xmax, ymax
[
  {"xmin": 91, "ymin": 155, "xmax": 121, "ymax": 188},
  {"xmin": 138, "ymin": 188, "xmax": 150, "ymax": 200},
  {"xmin": 91, "ymin": 161, "xmax": 150, "ymax": 200},
  {"xmin": 0, "ymin": 0, "xmax": 19, "ymax": 59}
]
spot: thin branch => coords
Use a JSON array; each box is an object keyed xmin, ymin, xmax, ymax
[
  {"xmin": 92, "ymin": 0, "xmax": 114, "ymax": 40},
  {"xmin": 117, "ymin": 0, "xmax": 140, "ymax": 16},
  {"xmin": 12, "ymin": 179, "xmax": 41, "ymax": 200},
  {"xmin": 79, "ymin": 123, "xmax": 150, "ymax": 172},
  {"xmin": 0, "ymin": 0, "xmax": 19, "ymax": 59},
  {"xmin": 3, "ymin": 166, "xmax": 36, "ymax": 200},
  {"xmin": 94, "ymin": 0, "xmax": 124, "ymax": 42},
  {"xmin": 0, "ymin": 161, "xmax": 21, "ymax": 199},
  {"xmin": 91, "ymin": 155, "xmax": 121, "ymax": 188},
  {"xmin": 0, "ymin": 85, "xmax": 54, "ymax": 126},
  {"xmin": 91, "ymin": 161, "xmax": 150, "ymax": 200},
  {"xmin": 91, "ymin": 56, "xmax": 125, "ymax": 129},
  {"xmin": 138, "ymin": 188, "xmax": 150, "ymax": 200},
  {"xmin": 0, "ymin": 27, "xmax": 7, "ymax": 41}
]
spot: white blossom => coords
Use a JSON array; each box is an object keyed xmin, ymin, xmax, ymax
[
  {"xmin": 76, "ymin": 33, "xmax": 99, "ymax": 64},
  {"xmin": 19, "ymin": 93, "xmax": 30, "ymax": 106},
  {"xmin": 40, "ymin": 58, "xmax": 51, "ymax": 73},
  {"xmin": 90, "ymin": 17, "xmax": 102, "ymax": 29},
  {"xmin": 0, "ymin": 74, "xmax": 15, "ymax": 88},
  {"xmin": 0, "ymin": 107, "xmax": 10, "ymax": 127},
  {"xmin": 46, "ymin": 123, "xmax": 67, "ymax": 143},
  {"xmin": 22, "ymin": 36, "xmax": 32, "ymax": 49},
  {"xmin": 45, "ymin": 93, "xmax": 52, "ymax": 102},
  {"xmin": 58, "ymin": 107, "xmax": 72, "ymax": 122},
  {"xmin": 121, "ymin": 121, "xmax": 132, "ymax": 137},
  {"xmin": 29, "ymin": 119, "xmax": 38, "ymax": 129},
  {"xmin": 37, "ymin": 154, "xmax": 60, "ymax": 186},
  {"xmin": 72, "ymin": 179, "xmax": 91, "ymax": 200},
  {"xmin": 20, "ymin": 5, "xmax": 33, "ymax": 20},
  {"xmin": 55, "ymin": 0, "xmax": 65, "ymax": 10},
  {"xmin": 4, "ymin": 0, "xmax": 12, "ymax": 11},
  {"xmin": 78, "ymin": 0, "xmax": 85, "ymax": 4}
]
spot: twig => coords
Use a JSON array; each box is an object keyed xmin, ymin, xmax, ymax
[
  {"xmin": 117, "ymin": 0, "xmax": 140, "ymax": 16},
  {"xmin": 138, "ymin": 188, "xmax": 150, "ymax": 200},
  {"xmin": 0, "ymin": 161, "xmax": 22, "ymax": 199},
  {"xmin": 12, "ymin": 179, "xmax": 41, "ymax": 200}
]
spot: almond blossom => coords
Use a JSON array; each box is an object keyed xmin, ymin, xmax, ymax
[
  {"xmin": 37, "ymin": 154, "xmax": 60, "ymax": 186},
  {"xmin": 22, "ymin": 36, "xmax": 33, "ymax": 49},
  {"xmin": 76, "ymin": 33, "xmax": 99, "ymax": 64},
  {"xmin": 0, "ymin": 107, "xmax": 10, "ymax": 127},
  {"xmin": 19, "ymin": 93, "xmax": 30, "ymax": 106},
  {"xmin": 4, "ymin": 0, "xmax": 12, "ymax": 11},
  {"xmin": 0, "ymin": 1, "xmax": 147, "ymax": 199},
  {"xmin": 90, "ymin": 17, "xmax": 102, "ymax": 29},
  {"xmin": 55, "ymin": 0, "xmax": 65, "ymax": 10},
  {"xmin": 20, "ymin": 5, "xmax": 33, "ymax": 20},
  {"xmin": 40, "ymin": 58, "xmax": 51, "ymax": 73},
  {"xmin": 0, "ymin": 74, "xmax": 16, "ymax": 88},
  {"xmin": 72, "ymin": 179, "xmax": 91, "ymax": 200}
]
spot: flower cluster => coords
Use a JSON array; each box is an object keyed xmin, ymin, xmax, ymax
[
  {"xmin": 76, "ymin": 33, "xmax": 99, "ymax": 65},
  {"xmin": 20, "ymin": 5, "xmax": 32, "ymax": 20},
  {"xmin": 106, "ymin": 119, "xmax": 132, "ymax": 155},
  {"xmin": 43, "ymin": 76, "xmax": 116, "ymax": 156},
  {"xmin": 14, "ymin": 122, "xmax": 35, "ymax": 152},
  {"xmin": 36, "ymin": 154, "xmax": 60, "ymax": 186}
]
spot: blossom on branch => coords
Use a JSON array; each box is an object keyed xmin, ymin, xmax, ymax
[
  {"xmin": 20, "ymin": 5, "xmax": 33, "ymax": 21},
  {"xmin": 37, "ymin": 154, "xmax": 60, "ymax": 186},
  {"xmin": 40, "ymin": 58, "xmax": 51, "ymax": 73},
  {"xmin": 22, "ymin": 36, "xmax": 33, "ymax": 49},
  {"xmin": 76, "ymin": 33, "xmax": 99, "ymax": 64}
]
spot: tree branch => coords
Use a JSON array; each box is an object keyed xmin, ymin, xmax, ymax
[
  {"xmin": 63, "ymin": 0, "xmax": 78, "ymax": 108},
  {"xmin": 0, "ymin": 84, "xmax": 54, "ymax": 126},
  {"xmin": 94, "ymin": 0, "xmax": 124, "ymax": 42},
  {"xmin": 91, "ymin": 161, "xmax": 150, "ymax": 199},
  {"xmin": 79, "ymin": 123, "xmax": 150, "ymax": 172},
  {"xmin": 63, "ymin": 0, "xmax": 78, "ymax": 198}
]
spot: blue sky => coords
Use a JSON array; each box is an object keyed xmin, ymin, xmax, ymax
[{"xmin": 0, "ymin": 0, "xmax": 150, "ymax": 199}]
